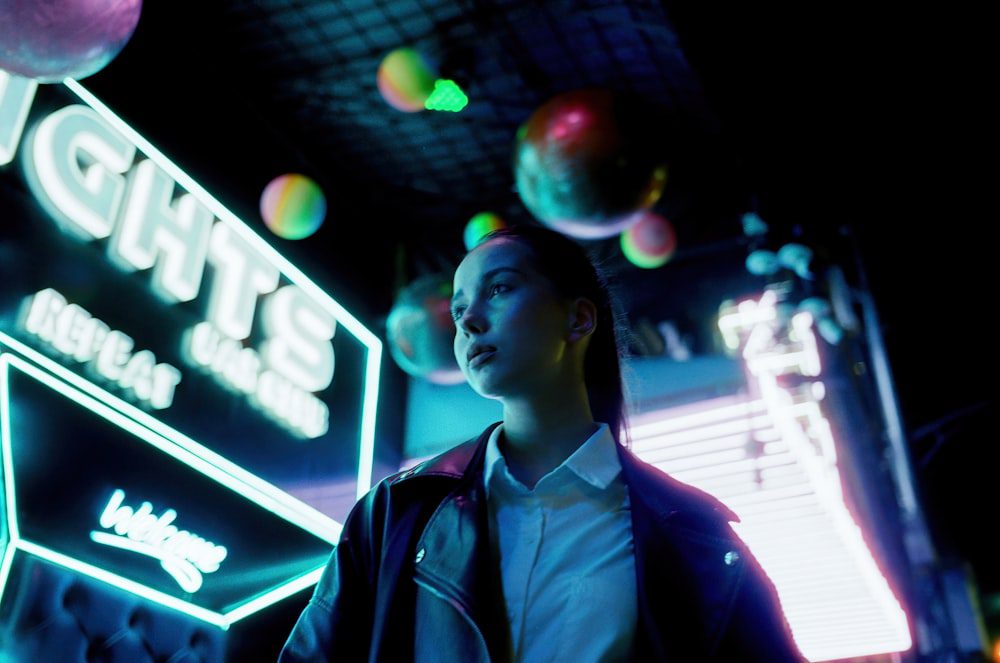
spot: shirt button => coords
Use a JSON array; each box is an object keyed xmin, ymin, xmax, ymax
[
  {"xmin": 415, "ymin": 548, "xmax": 426, "ymax": 564},
  {"xmin": 724, "ymin": 550, "xmax": 740, "ymax": 566}
]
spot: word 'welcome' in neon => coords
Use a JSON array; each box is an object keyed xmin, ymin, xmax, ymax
[{"xmin": 91, "ymin": 489, "xmax": 228, "ymax": 593}]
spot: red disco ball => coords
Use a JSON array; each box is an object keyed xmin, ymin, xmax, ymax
[
  {"xmin": 0, "ymin": 0, "xmax": 143, "ymax": 82},
  {"xmin": 386, "ymin": 274, "xmax": 465, "ymax": 385},
  {"xmin": 513, "ymin": 88, "xmax": 667, "ymax": 239}
]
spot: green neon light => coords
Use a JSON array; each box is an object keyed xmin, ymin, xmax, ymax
[
  {"xmin": 15, "ymin": 539, "xmax": 229, "ymax": 628},
  {"xmin": 62, "ymin": 78, "xmax": 382, "ymax": 496},
  {"xmin": 0, "ymin": 351, "xmax": 331, "ymax": 626},
  {"xmin": 0, "ymin": 359, "xmax": 18, "ymax": 544},
  {"xmin": 424, "ymin": 80, "xmax": 468, "ymax": 112},
  {"xmin": 1, "ymin": 351, "xmax": 340, "ymax": 540},
  {"xmin": 0, "ymin": 544, "xmax": 16, "ymax": 607},
  {"xmin": 0, "ymin": 332, "xmax": 340, "ymax": 539},
  {"xmin": 223, "ymin": 566, "xmax": 323, "ymax": 624}
]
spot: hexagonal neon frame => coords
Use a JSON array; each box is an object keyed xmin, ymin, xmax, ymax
[{"xmin": 0, "ymin": 336, "xmax": 348, "ymax": 629}]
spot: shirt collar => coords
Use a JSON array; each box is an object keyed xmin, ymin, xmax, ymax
[{"xmin": 484, "ymin": 421, "xmax": 621, "ymax": 495}]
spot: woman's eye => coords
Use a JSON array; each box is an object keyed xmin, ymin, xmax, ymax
[
  {"xmin": 489, "ymin": 283, "xmax": 509, "ymax": 296},
  {"xmin": 451, "ymin": 306, "xmax": 465, "ymax": 321}
]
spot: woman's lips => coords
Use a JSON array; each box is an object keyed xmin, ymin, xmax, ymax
[{"xmin": 468, "ymin": 349, "xmax": 496, "ymax": 368}]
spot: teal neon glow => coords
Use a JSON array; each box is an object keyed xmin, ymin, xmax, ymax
[
  {"xmin": 0, "ymin": 358, "xmax": 18, "ymax": 545},
  {"xmin": 1, "ymin": 349, "xmax": 341, "ymax": 539},
  {"xmin": 62, "ymin": 79, "xmax": 383, "ymax": 494},
  {"xmin": 22, "ymin": 288, "xmax": 182, "ymax": 410},
  {"xmin": 15, "ymin": 539, "xmax": 230, "ymax": 629},
  {"xmin": 0, "ymin": 331, "xmax": 340, "ymax": 540},
  {"xmin": 0, "ymin": 545, "xmax": 18, "ymax": 609},
  {"xmin": 107, "ymin": 158, "xmax": 215, "ymax": 304},
  {"xmin": 23, "ymin": 96, "xmax": 346, "ymax": 439},
  {"xmin": 223, "ymin": 566, "xmax": 324, "ymax": 624},
  {"xmin": 424, "ymin": 80, "xmax": 468, "ymax": 112},
  {"xmin": 260, "ymin": 285, "xmax": 336, "ymax": 393},
  {"xmin": 89, "ymin": 532, "xmax": 209, "ymax": 593},
  {"xmin": 205, "ymin": 222, "xmax": 279, "ymax": 341},
  {"xmin": 0, "ymin": 352, "xmax": 329, "ymax": 626},
  {"xmin": 91, "ymin": 487, "xmax": 228, "ymax": 594},
  {"xmin": 0, "ymin": 71, "xmax": 38, "ymax": 166},
  {"xmin": 23, "ymin": 104, "xmax": 136, "ymax": 241}
]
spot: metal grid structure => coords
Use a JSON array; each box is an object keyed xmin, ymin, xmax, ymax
[{"xmin": 214, "ymin": 0, "xmax": 729, "ymax": 236}]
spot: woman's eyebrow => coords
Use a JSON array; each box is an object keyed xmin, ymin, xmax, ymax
[{"xmin": 451, "ymin": 267, "xmax": 526, "ymax": 304}]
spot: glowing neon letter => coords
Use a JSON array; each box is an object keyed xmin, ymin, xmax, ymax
[
  {"xmin": 0, "ymin": 70, "xmax": 38, "ymax": 166},
  {"xmin": 205, "ymin": 223, "xmax": 279, "ymax": 341},
  {"xmin": 108, "ymin": 159, "xmax": 214, "ymax": 303},
  {"xmin": 24, "ymin": 105, "xmax": 135, "ymax": 240},
  {"xmin": 260, "ymin": 285, "xmax": 336, "ymax": 392},
  {"xmin": 21, "ymin": 289, "xmax": 184, "ymax": 410},
  {"xmin": 22, "ymin": 287, "xmax": 66, "ymax": 341}
]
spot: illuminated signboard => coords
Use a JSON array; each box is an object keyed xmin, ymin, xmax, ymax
[
  {"xmin": 0, "ymin": 69, "xmax": 382, "ymax": 624},
  {"xmin": 0, "ymin": 346, "xmax": 338, "ymax": 627},
  {"xmin": 628, "ymin": 291, "xmax": 911, "ymax": 660}
]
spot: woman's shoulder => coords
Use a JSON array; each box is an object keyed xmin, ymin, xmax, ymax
[
  {"xmin": 382, "ymin": 421, "xmax": 500, "ymax": 487},
  {"xmin": 616, "ymin": 442, "xmax": 740, "ymax": 527}
]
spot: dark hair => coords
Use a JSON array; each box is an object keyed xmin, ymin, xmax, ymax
[{"xmin": 474, "ymin": 225, "xmax": 632, "ymax": 448}]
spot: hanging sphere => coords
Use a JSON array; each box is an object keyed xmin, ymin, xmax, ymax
[
  {"xmin": 513, "ymin": 88, "xmax": 667, "ymax": 239},
  {"xmin": 259, "ymin": 174, "xmax": 327, "ymax": 240},
  {"xmin": 620, "ymin": 211, "xmax": 677, "ymax": 269},
  {"xmin": 463, "ymin": 212, "xmax": 506, "ymax": 251},
  {"xmin": 386, "ymin": 274, "xmax": 465, "ymax": 385},
  {"xmin": 376, "ymin": 48, "xmax": 436, "ymax": 112},
  {"xmin": 0, "ymin": 0, "xmax": 142, "ymax": 82}
]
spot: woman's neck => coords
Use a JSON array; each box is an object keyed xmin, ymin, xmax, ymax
[{"xmin": 499, "ymin": 386, "xmax": 598, "ymax": 489}]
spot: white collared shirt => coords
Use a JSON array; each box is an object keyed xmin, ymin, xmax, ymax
[{"xmin": 484, "ymin": 422, "xmax": 637, "ymax": 662}]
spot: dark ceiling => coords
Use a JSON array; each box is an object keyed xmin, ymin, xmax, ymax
[
  {"xmin": 79, "ymin": 0, "xmax": 997, "ymax": 618},
  {"xmin": 85, "ymin": 0, "xmax": 875, "ymax": 326}
]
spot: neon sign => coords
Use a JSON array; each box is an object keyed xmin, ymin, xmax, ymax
[
  {"xmin": 21, "ymin": 288, "xmax": 181, "ymax": 410},
  {"xmin": 0, "ymin": 346, "xmax": 338, "ymax": 627},
  {"xmin": 0, "ymin": 67, "xmax": 383, "ymax": 629},
  {"xmin": 92, "ymin": 488, "xmax": 227, "ymax": 593},
  {"xmin": 0, "ymin": 69, "xmax": 378, "ymax": 441}
]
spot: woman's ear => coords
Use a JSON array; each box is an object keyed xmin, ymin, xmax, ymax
[{"xmin": 567, "ymin": 297, "xmax": 598, "ymax": 342}]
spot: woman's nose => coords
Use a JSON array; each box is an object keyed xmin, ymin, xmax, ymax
[{"xmin": 458, "ymin": 302, "xmax": 488, "ymax": 334}]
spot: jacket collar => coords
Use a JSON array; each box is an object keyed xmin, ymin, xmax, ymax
[
  {"xmin": 393, "ymin": 421, "xmax": 499, "ymax": 483},
  {"xmin": 404, "ymin": 421, "xmax": 746, "ymax": 660},
  {"xmin": 399, "ymin": 420, "xmax": 739, "ymax": 525}
]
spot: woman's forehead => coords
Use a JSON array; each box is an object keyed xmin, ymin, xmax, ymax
[{"xmin": 454, "ymin": 239, "xmax": 533, "ymax": 285}]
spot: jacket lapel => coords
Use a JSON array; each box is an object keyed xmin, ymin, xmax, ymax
[
  {"xmin": 411, "ymin": 423, "xmax": 511, "ymax": 662},
  {"xmin": 618, "ymin": 444, "xmax": 746, "ymax": 659},
  {"xmin": 407, "ymin": 424, "xmax": 746, "ymax": 661}
]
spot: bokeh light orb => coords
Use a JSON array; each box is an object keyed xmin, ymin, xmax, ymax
[
  {"xmin": 620, "ymin": 211, "xmax": 677, "ymax": 269},
  {"xmin": 777, "ymin": 242, "xmax": 813, "ymax": 279},
  {"xmin": 259, "ymin": 174, "xmax": 326, "ymax": 240},
  {"xmin": 376, "ymin": 48, "xmax": 436, "ymax": 112},
  {"xmin": 386, "ymin": 274, "xmax": 465, "ymax": 385},
  {"xmin": 513, "ymin": 88, "xmax": 668, "ymax": 239},
  {"xmin": 463, "ymin": 212, "xmax": 507, "ymax": 251},
  {"xmin": 746, "ymin": 249, "xmax": 780, "ymax": 276},
  {"xmin": 0, "ymin": 0, "xmax": 142, "ymax": 82}
]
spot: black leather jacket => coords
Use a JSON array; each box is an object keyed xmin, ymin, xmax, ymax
[{"xmin": 280, "ymin": 422, "xmax": 805, "ymax": 661}]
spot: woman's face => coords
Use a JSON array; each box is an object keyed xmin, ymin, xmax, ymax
[{"xmin": 451, "ymin": 238, "xmax": 578, "ymax": 400}]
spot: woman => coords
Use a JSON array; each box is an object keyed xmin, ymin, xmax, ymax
[{"xmin": 280, "ymin": 225, "xmax": 805, "ymax": 662}]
